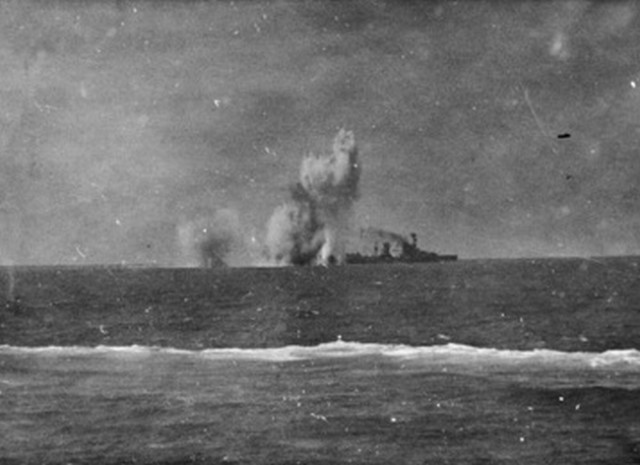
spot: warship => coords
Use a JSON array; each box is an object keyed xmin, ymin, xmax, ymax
[{"xmin": 345, "ymin": 231, "xmax": 457, "ymax": 265}]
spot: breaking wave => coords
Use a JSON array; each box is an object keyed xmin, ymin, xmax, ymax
[{"xmin": 1, "ymin": 341, "xmax": 639, "ymax": 370}]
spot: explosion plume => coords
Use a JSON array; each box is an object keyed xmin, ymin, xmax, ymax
[
  {"xmin": 177, "ymin": 209, "xmax": 249, "ymax": 267},
  {"xmin": 265, "ymin": 129, "xmax": 361, "ymax": 266}
]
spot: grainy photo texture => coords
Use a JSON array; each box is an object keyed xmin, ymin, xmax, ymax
[{"xmin": 0, "ymin": 1, "xmax": 639, "ymax": 464}]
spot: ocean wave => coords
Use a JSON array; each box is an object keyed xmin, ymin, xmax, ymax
[{"xmin": 1, "ymin": 341, "xmax": 639, "ymax": 369}]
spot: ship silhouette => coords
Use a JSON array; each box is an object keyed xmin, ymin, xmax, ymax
[{"xmin": 345, "ymin": 230, "xmax": 457, "ymax": 265}]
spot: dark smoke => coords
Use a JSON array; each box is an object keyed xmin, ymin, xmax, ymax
[
  {"xmin": 197, "ymin": 233, "xmax": 233, "ymax": 268},
  {"xmin": 265, "ymin": 129, "xmax": 361, "ymax": 266},
  {"xmin": 361, "ymin": 227, "xmax": 408, "ymax": 247},
  {"xmin": 359, "ymin": 227, "xmax": 412, "ymax": 257}
]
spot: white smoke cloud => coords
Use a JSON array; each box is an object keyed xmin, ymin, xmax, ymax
[
  {"xmin": 264, "ymin": 201, "xmax": 323, "ymax": 265},
  {"xmin": 264, "ymin": 129, "xmax": 361, "ymax": 266},
  {"xmin": 177, "ymin": 208, "xmax": 255, "ymax": 267}
]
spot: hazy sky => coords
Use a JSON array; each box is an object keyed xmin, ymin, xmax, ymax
[{"xmin": 1, "ymin": 0, "xmax": 640, "ymax": 264}]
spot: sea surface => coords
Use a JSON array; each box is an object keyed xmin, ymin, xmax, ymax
[{"xmin": 1, "ymin": 258, "xmax": 639, "ymax": 464}]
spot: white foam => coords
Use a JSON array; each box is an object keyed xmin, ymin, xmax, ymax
[{"xmin": 1, "ymin": 341, "xmax": 639, "ymax": 370}]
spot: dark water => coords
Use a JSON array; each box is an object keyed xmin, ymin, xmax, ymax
[
  {"xmin": 2, "ymin": 258, "xmax": 639, "ymax": 351},
  {"xmin": 1, "ymin": 343, "xmax": 639, "ymax": 464},
  {"xmin": 1, "ymin": 258, "xmax": 639, "ymax": 464}
]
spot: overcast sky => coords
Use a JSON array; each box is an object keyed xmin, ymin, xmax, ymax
[{"xmin": 1, "ymin": 0, "xmax": 640, "ymax": 264}]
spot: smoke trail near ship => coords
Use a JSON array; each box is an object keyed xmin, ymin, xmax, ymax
[{"xmin": 265, "ymin": 129, "xmax": 361, "ymax": 266}]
